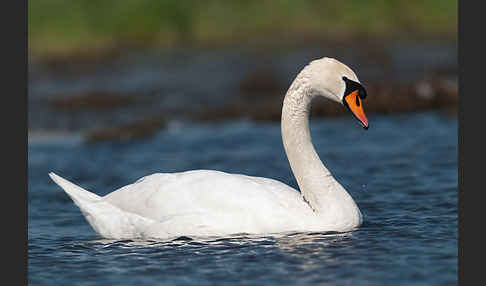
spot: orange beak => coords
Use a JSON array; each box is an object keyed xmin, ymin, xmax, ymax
[{"xmin": 344, "ymin": 90, "xmax": 369, "ymax": 130}]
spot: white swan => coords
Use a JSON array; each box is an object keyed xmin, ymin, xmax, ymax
[{"xmin": 49, "ymin": 57, "xmax": 370, "ymax": 240}]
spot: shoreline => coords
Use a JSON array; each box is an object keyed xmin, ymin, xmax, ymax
[
  {"xmin": 29, "ymin": 34, "xmax": 457, "ymax": 64},
  {"xmin": 28, "ymin": 40, "xmax": 457, "ymax": 143}
]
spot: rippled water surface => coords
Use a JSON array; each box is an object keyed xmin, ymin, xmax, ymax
[{"xmin": 28, "ymin": 111, "xmax": 457, "ymax": 285}]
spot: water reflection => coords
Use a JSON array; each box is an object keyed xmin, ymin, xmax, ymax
[{"xmin": 80, "ymin": 231, "xmax": 359, "ymax": 273}]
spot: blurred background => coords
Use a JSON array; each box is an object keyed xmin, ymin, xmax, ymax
[{"xmin": 28, "ymin": 0, "xmax": 457, "ymax": 142}]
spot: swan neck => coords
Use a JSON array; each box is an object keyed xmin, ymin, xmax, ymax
[{"xmin": 281, "ymin": 76, "xmax": 334, "ymax": 212}]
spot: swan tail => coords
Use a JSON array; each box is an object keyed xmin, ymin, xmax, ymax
[
  {"xmin": 49, "ymin": 172, "xmax": 101, "ymax": 204},
  {"xmin": 49, "ymin": 172, "xmax": 152, "ymax": 239}
]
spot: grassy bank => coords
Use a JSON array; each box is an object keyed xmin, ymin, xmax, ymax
[{"xmin": 29, "ymin": 0, "xmax": 457, "ymax": 58}]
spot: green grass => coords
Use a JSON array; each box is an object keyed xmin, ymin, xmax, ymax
[{"xmin": 29, "ymin": 0, "xmax": 457, "ymax": 58}]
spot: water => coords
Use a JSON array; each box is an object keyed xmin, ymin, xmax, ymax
[{"xmin": 28, "ymin": 111, "xmax": 457, "ymax": 285}]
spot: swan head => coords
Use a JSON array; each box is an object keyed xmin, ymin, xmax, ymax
[{"xmin": 304, "ymin": 57, "xmax": 369, "ymax": 129}]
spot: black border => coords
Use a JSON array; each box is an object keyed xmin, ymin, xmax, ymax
[
  {"xmin": 459, "ymin": 1, "xmax": 478, "ymax": 285},
  {"xmin": 4, "ymin": 0, "xmax": 27, "ymax": 284}
]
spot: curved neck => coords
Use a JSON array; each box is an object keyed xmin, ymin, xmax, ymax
[{"xmin": 281, "ymin": 75, "xmax": 337, "ymax": 213}]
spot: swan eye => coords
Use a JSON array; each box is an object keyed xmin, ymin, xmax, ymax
[
  {"xmin": 342, "ymin": 76, "xmax": 367, "ymax": 100},
  {"xmin": 358, "ymin": 88, "xmax": 367, "ymax": 100}
]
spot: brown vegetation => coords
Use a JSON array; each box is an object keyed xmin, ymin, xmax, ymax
[
  {"xmin": 84, "ymin": 115, "xmax": 165, "ymax": 142},
  {"xmin": 48, "ymin": 91, "xmax": 147, "ymax": 111},
  {"xmin": 196, "ymin": 77, "xmax": 458, "ymax": 123}
]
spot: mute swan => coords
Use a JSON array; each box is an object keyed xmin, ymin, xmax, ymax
[{"xmin": 49, "ymin": 57, "xmax": 369, "ymax": 240}]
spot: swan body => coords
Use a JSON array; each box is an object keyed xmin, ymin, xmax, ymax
[{"xmin": 50, "ymin": 57, "xmax": 369, "ymax": 240}]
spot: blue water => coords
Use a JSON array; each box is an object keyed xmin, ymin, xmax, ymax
[{"xmin": 28, "ymin": 111, "xmax": 457, "ymax": 285}]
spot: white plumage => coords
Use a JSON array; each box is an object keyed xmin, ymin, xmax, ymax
[{"xmin": 50, "ymin": 57, "xmax": 367, "ymax": 240}]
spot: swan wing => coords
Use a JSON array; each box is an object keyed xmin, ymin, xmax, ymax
[{"xmin": 102, "ymin": 170, "xmax": 315, "ymax": 237}]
